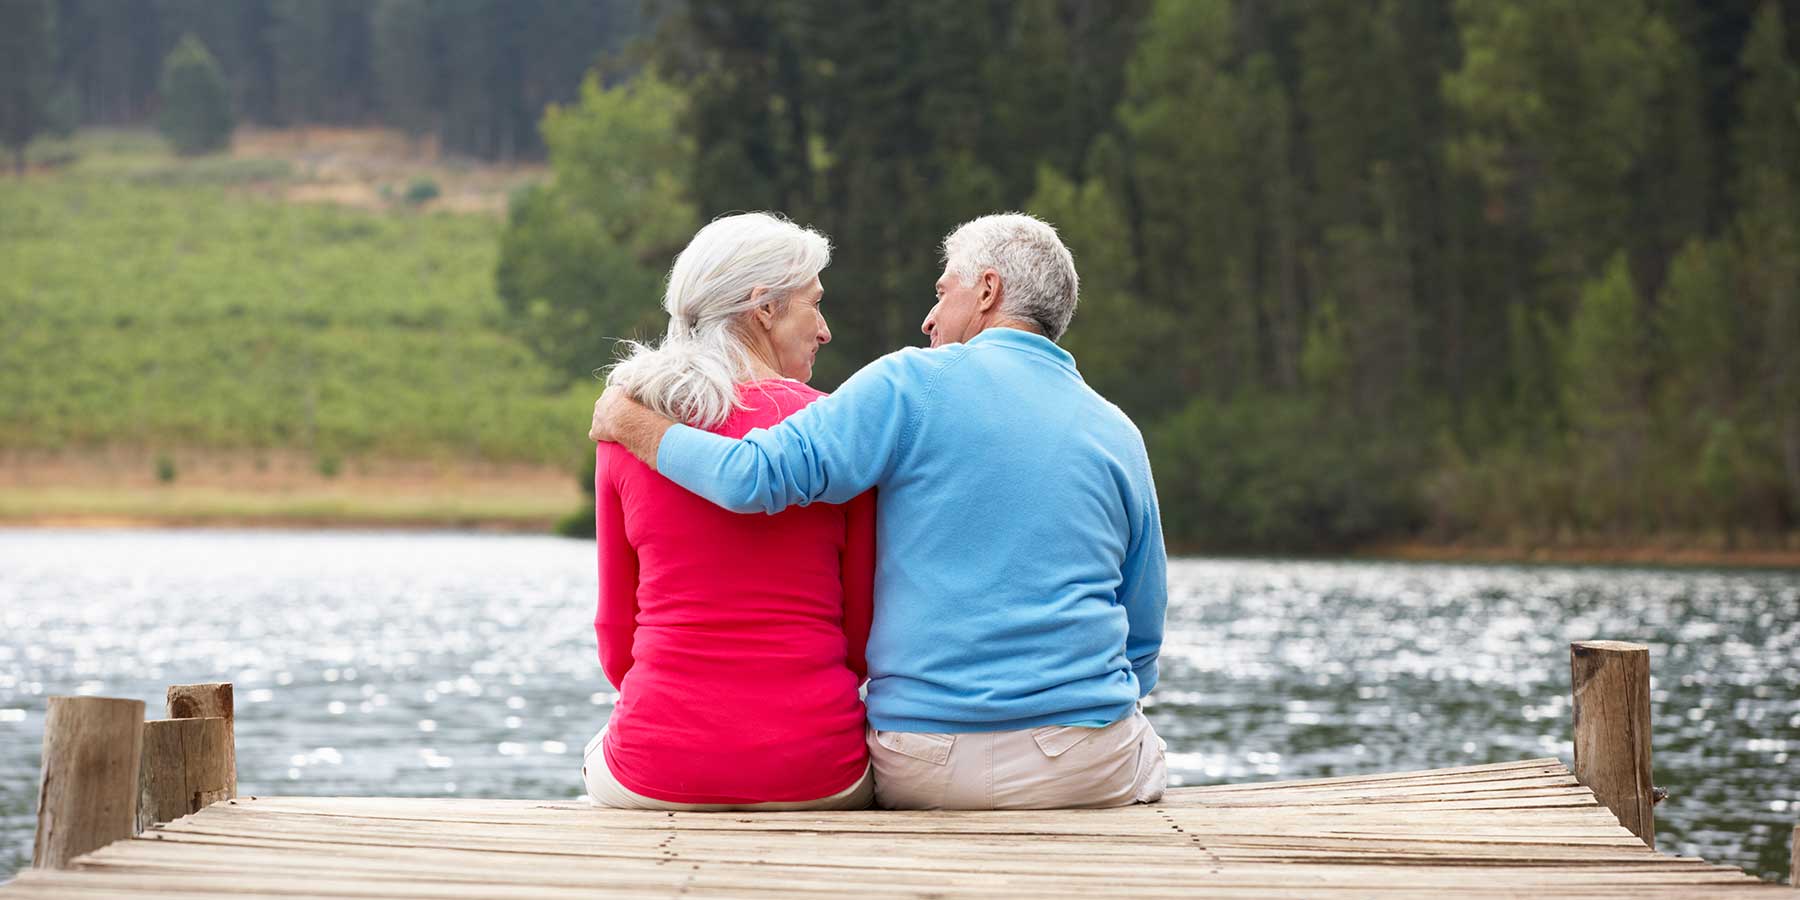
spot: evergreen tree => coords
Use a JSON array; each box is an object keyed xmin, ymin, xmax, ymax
[
  {"xmin": 0, "ymin": 0, "xmax": 56, "ymax": 174},
  {"xmin": 157, "ymin": 33, "xmax": 234, "ymax": 155},
  {"xmin": 1445, "ymin": 0, "xmax": 1709, "ymax": 297},
  {"xmin": 371, "ymin": 0, "xmax": 435, "ymax": 141},
  {"xmin": 1732, "ymin": 1, "xmax": 1800, "ymax": 519},
  {"xmin": 495, "ymin": 73, "xmax": 698, "ymax": 381},
  {"xmin": 1117, "ymin": 0, "xmax": 1284, "ymax": 397},
  {"xmin": 1562, "ymin": 254, "xmax": 1654, "ymax": 529}
]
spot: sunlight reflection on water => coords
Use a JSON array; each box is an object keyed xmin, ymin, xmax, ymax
[{"xmin": 0, "ymin": 530, "xmax": 1795, "ymax": 880}]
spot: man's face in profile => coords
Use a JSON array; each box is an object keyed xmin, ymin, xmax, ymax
[{"xmin": 923, "ymin": 266, "xmax": 986, "ymax": 348}]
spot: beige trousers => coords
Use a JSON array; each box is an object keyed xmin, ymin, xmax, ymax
[
  {"xmin": 582, "ymin": 729, "xmax": 875, "ymax": 811},
  {"xmin": 866, "ymin": 708, "xmax": 1167, "ymax": 810}
]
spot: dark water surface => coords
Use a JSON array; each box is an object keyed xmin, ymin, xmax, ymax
[{"xmin": 1, "ymin": 529, "xmax": 1795, "ymax": 881}]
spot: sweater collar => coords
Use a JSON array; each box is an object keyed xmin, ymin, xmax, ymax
[{"xmin": 966, "ymin": 327, "xmax": 1077, "ymax": 370}]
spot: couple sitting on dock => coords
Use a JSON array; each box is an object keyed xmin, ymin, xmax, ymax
[{"xmin": 583, "ymin": 212, "xmax": 1169, "ymax": 812}]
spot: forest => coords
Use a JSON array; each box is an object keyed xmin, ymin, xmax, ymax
[{"xmin": 3, "ymin": 0, "xmax": 1797, "ymax": 551}]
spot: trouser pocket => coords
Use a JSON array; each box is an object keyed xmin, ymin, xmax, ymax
[{"xmin": 867, "ymin": 728, "xmax": 957, "ymax": 809}]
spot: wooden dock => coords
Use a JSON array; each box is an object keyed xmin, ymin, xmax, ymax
[{"xmin": 3, "ymin": 757, "xmax": 1784, "ymax": 898}]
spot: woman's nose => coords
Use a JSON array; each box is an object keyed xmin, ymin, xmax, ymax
[{"xmin": 817, "ymin": 317, "xmax": 832, "ymax": 344}]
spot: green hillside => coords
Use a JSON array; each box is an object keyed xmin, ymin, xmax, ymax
[{"xmin": 0, "ymin": 137, "xmax": 593, "ymax": 471}]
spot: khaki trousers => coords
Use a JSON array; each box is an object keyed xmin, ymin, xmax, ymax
[
  {"xmin": 581, "ymin": 729, "xmax": 875, "ymax": 811},
  {"xmin": 866, "ymin": 708, "xmax": 1167, "ymax": 810}
]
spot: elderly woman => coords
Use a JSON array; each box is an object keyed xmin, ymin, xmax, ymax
[{"xmin": 582, "ymin": 213, "xmax": 875, "ymax": 811}]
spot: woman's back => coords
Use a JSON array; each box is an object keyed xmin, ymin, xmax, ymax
[{"xmin": 595, "ymin": 379, "xmax": 873, "ymax": 804}]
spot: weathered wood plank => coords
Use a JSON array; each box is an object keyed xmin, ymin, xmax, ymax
[{"xmin": 5, "ymin": 760, "xmax": 1787, "ymax": 898}]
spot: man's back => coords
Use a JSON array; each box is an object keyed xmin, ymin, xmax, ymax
[
  {"xmin": 655, "ymin": 327, "xmax": 1167, "ymax": 733},
  {"xmin": 858, "ymin": 328, "xmax": 1163, "ymax": 732}
]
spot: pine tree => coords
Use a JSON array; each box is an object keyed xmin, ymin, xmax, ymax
[
  {"xmin": 1563, "ymin": 254, "xmax": 1654, "ymax": 529},
  {"xmin": 0, "ymin": 0, "xmax": 56, "ymax": 174},
  {"xmin": 1732, "ymin": 0, "xmax": 1800, "ymax": 520},
  {"xmin": 1117, "ymin": 0, "xmax": 1285, "ymax": 397},
  {"xmin": 157, "ymin": 33, "xmax": 234, "ymax": 155},
  {"xmin": 495, "ymin": 73, "xmax": 698, "ymax": 380},
  {"xmin": 1444, "ymin": 0, "xmax": 1709, "ymax": 296},
  {"xmin": 371, "ymin": 0, "xmax": 435, "ymax": 142}
]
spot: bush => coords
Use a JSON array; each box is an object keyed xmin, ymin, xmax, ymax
[
  {"xmin": 554, "ymin": 451, "xmax": 597, "ymax": 538},
  {"xmin": 154, "ymin": 454, "xmax": 177, "ymax": 484},
  {"xmin": 403, "ymin": 177, "xmax": 440, "ymax": 206},
  {"xmin": 1149, "ymin": 393, "xmax": 1422, "ymax": 552},
  {"xmin": 157, "ymin": 35, "xmax": 234, "ymax": 156}
]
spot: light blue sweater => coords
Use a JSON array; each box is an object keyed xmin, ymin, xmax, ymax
[{"xmin": 656, "ymin": 327, "xmax": 1167, "ymax": 733}]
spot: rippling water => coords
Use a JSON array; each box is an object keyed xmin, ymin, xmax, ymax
[{"xmin": 1, "ymin": 529, "xmax": 1795, "ymax": 881}]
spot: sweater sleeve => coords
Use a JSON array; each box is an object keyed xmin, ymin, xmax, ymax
[
  {"xmin": 655, "ymin": 351, "xmax": 926, "ymax": 514},
  {"xmin": 593, "ymin": 445, "xmax": 638, "ymax": 691},
  {"xmin": 839, "ymin": 489, "xmax": 877, "ymax": 681},
  {"xmin": 1119, "ymin": 447, "xmax": 1168, "ymax": 697}
]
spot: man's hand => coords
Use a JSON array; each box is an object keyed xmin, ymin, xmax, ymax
[
  {"xmin": 588, "ymin": 385, "xmax": 676, "ymax": 469},
  {"xmin": 589, "ymin": 386, "xmax": 632, "ymax": 443}
]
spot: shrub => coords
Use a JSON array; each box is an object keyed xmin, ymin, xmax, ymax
[
  {"xmin": 157, "ymin": 35, "xmax": 234, "ymax": 156},
  {"xmin": 154, "ymin": 454, "xmax": 178, "ymax": 484},
  {"xmin": 403, "ymin": 177, "xmax": 440, "ymax": 206}
]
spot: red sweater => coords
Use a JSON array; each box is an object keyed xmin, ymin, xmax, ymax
[{"xmin": 595, "ymin": 379, "xmax": 875, "ymax": 804}]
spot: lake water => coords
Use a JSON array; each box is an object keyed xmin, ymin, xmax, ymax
[{"xmin": 1, "ymin": 529, "xmax": 1796, "ymax": 881}]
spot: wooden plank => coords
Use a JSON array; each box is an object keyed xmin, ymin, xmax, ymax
[
  {"xmin": 5, "ymin": 758, "xmax": 1788, "ymax": 899},
  {"xmin": 1176, "ymin": 759, "xmax": 1569, "ymax": 793}
]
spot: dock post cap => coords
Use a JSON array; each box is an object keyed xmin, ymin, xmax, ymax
[
  {"xmin": 41, "ymin": 695, "xmax": 145, "ymax": 709},
  {"xmin": 1570, "ymin": 640, "xmax": 1649, "ymax": 653}
]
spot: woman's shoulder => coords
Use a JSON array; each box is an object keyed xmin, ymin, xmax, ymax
[{"xmin": 722, "ymin": 379, "xmax": 826, "ymax": 434}]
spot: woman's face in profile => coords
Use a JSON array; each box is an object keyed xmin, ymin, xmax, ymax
[{"xmin": 765, "ymin": 276, "xmax": 831, "ymax": 382}]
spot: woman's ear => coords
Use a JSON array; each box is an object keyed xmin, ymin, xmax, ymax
[{"xmin": 750, "ymin": 287, "xmax": 775, "ymax": 330}]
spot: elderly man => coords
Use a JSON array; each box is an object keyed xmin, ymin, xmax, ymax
[{"xmin": 589, "ymin": 213, "xmax": 1168, "ymax": 810}]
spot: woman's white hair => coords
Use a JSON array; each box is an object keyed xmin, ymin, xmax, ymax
[
  {"xmin": 607, "ymin": 213, "xmax": 831, "ymax": 429},
  {"xmin": 941, "ymin": 213, "xmax": 1079, "ymax": 341}
]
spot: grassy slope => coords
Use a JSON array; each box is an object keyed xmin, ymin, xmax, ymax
[
  {"xmin": 0, "ymin": 133, "xmax": 595, "ymax": 524},
  {"xmin": 1, "ymin": 133, "xmax": 592, "ymax": 462}
]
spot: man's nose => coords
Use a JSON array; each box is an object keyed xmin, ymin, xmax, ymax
[{"xmin": 920, "ymin": 310, "xmax": 935, "ymax": 336}]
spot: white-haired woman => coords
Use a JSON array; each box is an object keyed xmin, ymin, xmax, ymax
[{"xmin": 581, "ymin": 213, "xmax": 876, "ymax": 811}]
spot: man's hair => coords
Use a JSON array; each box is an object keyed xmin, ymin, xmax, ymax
[{"xmin": 941, "ymin": 213, "xmax": 1079, "ymax": 341}]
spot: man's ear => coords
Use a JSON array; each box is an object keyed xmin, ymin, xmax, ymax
[{"xmin": 977, "ymin": 270, "xmax": 1003, "ymax": 313}]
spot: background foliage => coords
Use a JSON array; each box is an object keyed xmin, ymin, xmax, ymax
[
  {"xmin": 2, "ymin": 0, "xmax": 1797, "ymax": 550},
  {"xmin": 502, "ymin": 0, "xmax": 1800, "ymax": 550}
]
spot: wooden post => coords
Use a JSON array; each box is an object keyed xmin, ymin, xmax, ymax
[
  {"xmin": 32, "ymin": 696, "xmax": 145, "ymax": 869},
  {"xmin": 1790, "ymin": 823, "xmax": 1797, "ymax": 888},
  {"xmin": 166, "ymin": 682, "xmax": 235, "ymax": 798},
  {"xmin": 1570, "ymin": 640, "xmax": 1656, "ymax": 849},
  {"xmin": 137, "ymin": 717, "xmax": 232, "ymax": 832}
]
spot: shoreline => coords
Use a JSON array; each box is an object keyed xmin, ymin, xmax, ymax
[
  {"xmin": 1352, "ymin": 539, "xmax": 1800, "ymax": 570},
  {"xmin": 6, "ymin": 509, "xmax": 1797, "ymax": 569}
]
